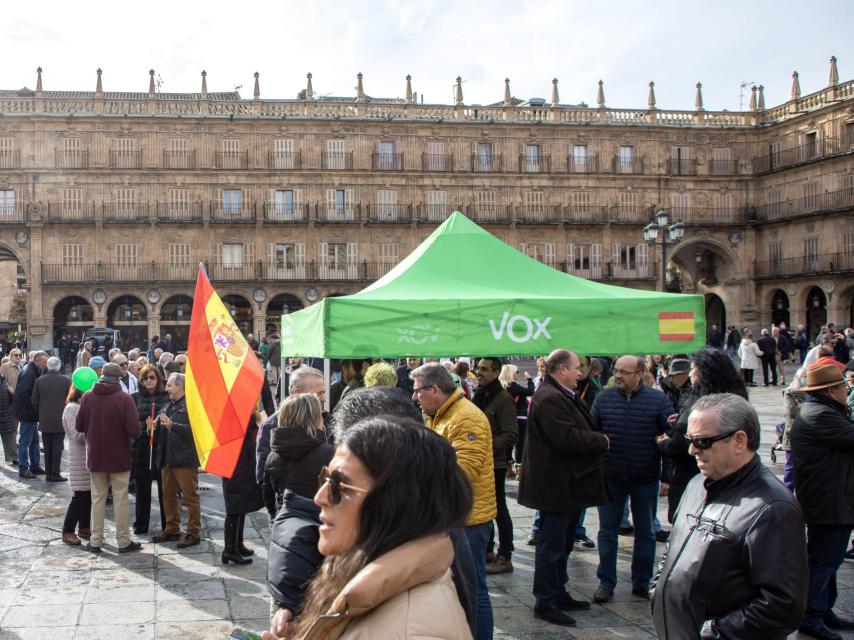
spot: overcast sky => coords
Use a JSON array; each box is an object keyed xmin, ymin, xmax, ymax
[{"xmin": 2, "ymin": 0, "xmax": 851, "ymax": 112}]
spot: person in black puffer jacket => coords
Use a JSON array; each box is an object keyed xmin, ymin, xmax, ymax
[
  {"xmin": 131, "ymin": 364, "xmax": 169, "ymax": 534},
  {"xmin": 0, "ymin": 372, "xmax": 17, "ymax": 466},
  {"xmin": 262, "ymin": 393, "xmax": 334, "ymax": 519}
]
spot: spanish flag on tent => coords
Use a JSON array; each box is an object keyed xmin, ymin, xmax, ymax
[{"xmin": 185, "ymin": 266, "xmax": 265, "ymax": 479}]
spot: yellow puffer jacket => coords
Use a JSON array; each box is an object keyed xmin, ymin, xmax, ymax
[{"xmin": 425, "ymin": 388, "xmax": 497, "ymax": 526}]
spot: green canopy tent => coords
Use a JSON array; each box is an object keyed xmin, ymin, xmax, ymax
[{"xmin": 281, "ymin": 212, "xmax": 706, "ymax": 358}]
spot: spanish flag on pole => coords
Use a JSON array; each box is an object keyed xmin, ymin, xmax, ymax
[{"xmin": 185, "ymin": 265, "xmax": 265, "ymax": 479}]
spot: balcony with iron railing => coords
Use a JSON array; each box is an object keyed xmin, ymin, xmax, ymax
[
  {"xmin": 754, "ymin": 187, "xmax": 854, "ymax": 222},
  {"xmin": 517, "ymin": 206, "xmax": 561, "ymax": 224},
  {"xmin": 321, "ymin": 151, "xmax": 354, "ymax": 170},
  {"xmin": 372, "ymin": 152, "xmax": 404, "ymax": 171},
  {"xmin": 103, "ymin": 202, "xmax": 149, "ymax": 223},
  {"xmin": 0, "ymin": 149, "xmax": 20, "ymax": 169},
  {"xmin": 109, "ymin": 150, "xmax": 143, "ymax": 169},
  {"xmin": 519, "ymin": 155, "xmax": 551, "ymax": 173},
  {"xmin": 709, "ymin": 158, "xmax": 738, "ymax": 176},
  {"xmin": 55, "ymin": 149, "xmax": 89, "ymax": 169},
  {"xmin": 268, "ymin": 151, "xmax": 302, "ymax": 170},
  {"xmin": 567, "ymin": 155, "xmax": 599, "ymax": 174},
  {"xmin": 46, "ymin": 202, "xmax": 97, "ymax": 223},
  {"xmin": 42, "ymin": 262, "xmax": 197, "ymax": 283},
  {"xmin": 156, "ymin": 202, "xmax": 203, "ymax": 223},
  {"xmin": 613, "ymin": 156, "xmax": 645, "ymax": 174},
  {"xmin": 421, "ymin": 153, "xmax": 454, "ymax": 172},
  {"xmin": 0, "ymin": 201, "xmax": 27, "ymax": 223},
  {"xmin": 215, "ymin": 151, "xmax": 249, "ymax": 170},
  {"xmin": 754, "ymin": 252, "xmax": 854, "ymax": 279},
  {"xmin": 162, "ymin": 150, "xmax": 196, "ymax": 169},
  {"xmin": 317, "ymin": 203, "xmax": 359, "ymax": 223},
  {"xmin": 752, "ymin": 135, "xmax": 853, "ymax": 174},
  {"xmin": 550, "ymin": 260, "xmax": 656, "ymax": 280},
  {"xmin": 210, "ymin": 202, "xmax": 256, "ymax": 222},
  {"xmin": 667, "ymin": 206, "xmax": 744, "ymax": 226},
  {"xmin": 612, "ymin": 205, "xmax": 651, "ymax": 224},
  {"xmin": 471, "ymin": 154, "xmax": 503, "ymax": 173},
  {"xmin": 207, "ymin": 261, "xmax": 263, "ymax": 281},
  {"xmin": 560, "ymin": 204, "xmax": 607, "ymax": 225},
  {"xmin": 264, "ymin": 202, "xmax": 309, "ymax": 222},
  {"xmin": 466, "ymin": 204, "xmax": 512, "ymax": 223},
  {"xmin": 366, "ymin": 203, "xmax": 412, "ymax": 223},
  {"xmin": 666, "ymin": 158, "xmax": 698, "ymax": 176}
]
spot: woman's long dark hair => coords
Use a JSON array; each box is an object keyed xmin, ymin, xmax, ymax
[
  {"xmin": 691, "ymin": 347, "xmax": 749, "ymax": 399},
  {"xmin": 297, "ymin": 417, "xmax": 472, "ymax": 633}
]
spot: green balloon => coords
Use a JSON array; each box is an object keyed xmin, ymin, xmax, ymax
[{"xmin": 72, "ymin": 367, "xmax": 99, "ymax": 392}]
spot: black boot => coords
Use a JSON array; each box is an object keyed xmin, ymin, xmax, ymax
[
  {"xmin": 221, "ymin": 514, "xmax": 252, "ymax": 565},
  {"xmin": 236, "ymin": 513, "xmax": 254, "ymax": 557}
]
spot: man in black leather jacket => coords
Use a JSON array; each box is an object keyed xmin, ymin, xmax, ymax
[{"xmin": 651, "ymin": 393, "xmax": 807, "ymax": 639}]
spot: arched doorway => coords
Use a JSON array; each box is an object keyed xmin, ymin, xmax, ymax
[
  {"xmin": 221, "ymin": 294, "xmax": 253, "ymax": 336},
  {"xmin": 0, "ymin": 244, "xmax": 27, "ymax": 351},
  {"xmin": 705, "ymin": 294, "xmax": 726, "ymax": 334},
  {"xmin": 805, "ymin": 287, "xmax": 827, "ymax": 340},
  {"xmin": 107, "ymin": 295, "xmax": 148, "ymax": 352},
  {"xmin": 53, "ymin": 296, "xmax": 94, "ymax": 362},
  {"xmin": 160, "ymin": 295, "xmax": 193, "ymax": 352},
  {"xmin": 771, "ymin": 290, "xmax": 790, "ymax": 327},
  {"xmin": 265, "ymin": 294, "xmax": 304, "ymax": 335}
]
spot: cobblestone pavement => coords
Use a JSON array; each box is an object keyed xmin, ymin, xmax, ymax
[{"xmin": 1, "ymin": 377, "xmax": 852, "ymax": 639}]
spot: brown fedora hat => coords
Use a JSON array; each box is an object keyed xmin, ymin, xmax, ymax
[{"xmin": 801, "ymin": 364, "xmax": 845, "ymax": 392}]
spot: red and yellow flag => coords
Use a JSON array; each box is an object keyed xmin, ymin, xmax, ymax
[
  {"xmin": 185, "ymin": 266, "xmax": 265, "ymax": 478},
  {"xmin": 658, "ymin": 311, "xmax": 696, "ymax": 342}
]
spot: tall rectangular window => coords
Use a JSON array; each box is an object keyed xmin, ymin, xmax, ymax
[
  {"xmin": 221, "ymin": 139, "xmax": 241, "ymax": 169},
  {"xmin": 426, "ymin": 141, "xmax": 446, "ymax": 171},
  {"xmin": 377, "ymin": 141, "xmax": 395, "ymax": 170},
  {"xmin": 327, "ymin": 139, "xmax": 346, "ymax": 170},
  {"xmin": 803, "ymin": 181, "xmax": 820, "ymax": 211},
  {"xmin": 476, "ymin": 142, "xmax": 493, "ymax": 171},
  {"xmin": 0, "ymin": 138, "xmax": 14, "ymax": 168},
  {"xmin": 272, "ymin": 190, "xmax": 294, "ymax": 215},
  {"xmin": 524, "ymin": 144, "xmax": 541, "ymax": 172},
  {"xmin": 168, "ymin": 243, "xmax": 191, "ymax": 265},
  {"xmin": 714, "ymin": 193, "xmax": 733, "ymax": 222},
  {"xmin": 115, "ymin": 188, "xmax": 136, "ymax": 216},
  {"xmin": 63, "ymin": 138, "xmax": 84, "ymax": 167},
  {"xmin": 222, "ymin": 243, "xmax": 244, "ymax": 268},
  {"xmin": 519, "ymin": 243, "xmax": 555, "ymax": 267},
  {"xmin": 62, "ymin": 188, "xmax": 83, "ymax": 215},
  {"xmin": 273, "ymin": 139, "xmax": 295, "ymax": 169},
  {"xmin": 670, "ymin": 193, "xmax": 690, "ymax": 219},
  {"xmin": 843, "ymin": 231, "xmax": 854, "ymax": 261},
  {"xmin": 116, "ymin": 243, "xmax": 138, "ymax": 266},
  {"xmin": 379, "ymin": 242, "xmax": 399, "ymax": 274},
  {"xmin": 114, "ymin": 138, "xmax": 137, "ymax": 168},
  {"xmin": 267, "ymin": 243, "xmax": 305, "ymax": 278},
  {"xmin": 0, "ymin": 190, "xmax": 14, "ymax": 217},
  {"xmin": 168, "ymin": 188, "xmax": 190, "ymax": 215},
  {"xmin": 571, "ymin": 191, "xmax": 591, "ymax": 217},
  {"xmin": 567, "ymin": 243, "xmax": 603, "ymax": 278},
  {"xmin": 617, "ymin": 145, "xmax": 634, "ymax": 173},
  {"xmin": 325, "ymin": 189, "xmax": 353, "ymax": 220},
  {"xmin": 62, "ymin": 244, "xmax": 83, "ymax": 266},
  {"xmin": 804, "ymin": 236, "xmax": 819, "ymax": 272},
  {"xmin": 523, "ymin": 191, "xmax": 545, "ymax": 219},
  {"xmin": 166, "ymin": 138, "xmax": 190, "ymax": 168},
  {"xmin": 711, "ymin": 147, "xmax": 733, "ymax": 175},
  {"xmin": 376, "ymin": 190, "xmax": 398, "ymax": 221},
  {"xmin": 618, "ymin": 191, "xmax": 639, "ymax": 219},
  {"xmin": 426, "ymin": 190, "xmax": 448, "ymax": 221},
  {"xmin": 571, "ymin": 144, "xmax": 589, "ymax": 172},
  {"xmin": 223, "ymin": 189, "xmax": 241, "ymax": 215},
  {"xmin": 769, "ymin": 241, "xmax": 783, "ymax": 274}
]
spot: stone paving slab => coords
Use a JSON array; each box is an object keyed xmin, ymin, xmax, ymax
[{"xmin": 0, "ymin": 379, "xmax": 852, "ymax": 639}]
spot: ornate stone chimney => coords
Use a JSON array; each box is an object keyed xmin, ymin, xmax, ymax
[
  {"xmin": 749, "ymin": 85, "xmax": 757, "ymax": 111},
  {"xmin": 758, "ymin": 85, "xmax": 766, "ymax": 110}
]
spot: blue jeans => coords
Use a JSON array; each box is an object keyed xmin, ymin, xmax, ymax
[
  {"xmin": 533, "ymin": 510, "xmax": 578, "ymax": 608},
  {"xmin": 17, "ymin": 421, "xmax": 40, "ymax": 472},
  {"xmin": 465, "ymin": 523, "xmax": 493, "ymax": 640},
  {"xmin": 621, "ymin": 494, "xmax": 663, "ymax": 532},
  {"xmin": 575, "ymin": 508, "xmax": 587, "ymax": 538},
  {"xmin": 804, "ymin": 524, "xmax": 853, "ymax": 627},
  {"xmin": 597, "ymin": 479, "xmax": 658, "ymax": 590}
]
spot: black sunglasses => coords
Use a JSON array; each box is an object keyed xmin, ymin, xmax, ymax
[
  {"xmin": 686, "ymin": 429, "xmax": 743, "ymax": 451},
  {"xmin": 317, "ymin": 465, "xmax": 369, "ymax": 505}
]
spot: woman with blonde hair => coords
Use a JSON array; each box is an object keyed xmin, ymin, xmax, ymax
[
  {"xmin": 363, "ymin": 362, "xmax": 397, "ymax": 388},
  {"xmin": 499, "ymin": 363, "xmax": 535, "ymax": 476}
]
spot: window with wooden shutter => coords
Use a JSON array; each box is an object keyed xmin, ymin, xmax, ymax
[
  {"xmin": 379, "ymin": 243, "xmax": 399, "ymax": 275},
  {"xmin": 591, "ymin": 244, "xmax": 602, "ymax": 279},
  {"xmin": 524, "ymin": 191, "xmax": 544, "ymax": 219},
  {"xmin": 114, "ymin": 138, "xmax": 137, "ymax": 168},
  {"xmin": 769, "ymin": 241, "xmax": 783, "ymax": 275},
  {"xmin": 571, "ymin": 191, "xmax": 591, "ymax": 218},
  {"xmin": 326, "ymin": 189, "xmax": 353, "ymax": 220},
  {"xmin": 62, "ymin": 188, "xmax": 82, "ymax": 215},
  {"xmin": 619, "ymin": 191, "xmax": 639, "ymax": 220},
  {"xmin": 426, "ymin": 190, "xmax": 448, "ymax": 222},
  {"xmin": 767, "ymin": 187, "xmax": 784, "ymax": 219},
  {"xmin": 168, "ymin": 188, "xmax": 189, "ymax": 216},
  {"xmin": 0, "ymin": 138, "xmax": 14, "ymax": 169},
  {"xmin": 327, "ymin": 139, "xmax": 345, "ymax": 170},
  {"xmin": 843, "ymin": 232, "xmax": 854, "ymax": 261},
  {"xmin": 426, "ymin": 141, "xmax": 446, "ymax": 171},
  {"xmin": 376, "ymin": 190, "xmax": 398, "ymax": 221},
  {"xmin": 670, "ymin": 193, "xmax": 690, "ymax": 219},
  {"xmin": 804, "ymin": 237, "xmax": 819, "ymax": 272},
  {"xmin": 271, "ymin": 190, "xmax": 294, "ymax": 218},
  {"xmin": 223, "ymin": 189, "xmax": 242, "ymax": 215},
  {"xmin": 116, "ymin": 188, "xmax": 136, "ymax": 217},
  {"xmin": 62, "ymin": 244, "xmax": 83, "ymax": 266},
  {"xmin": 221, "ymin": 139, "xmax": 241, "ymax": 169},
  {"xmin": 714, "ymin": 193, "xmax": 733, "ymax": 223},
  {"xmin": 222, "ymin": 243, "xmax": 243, "ymax": 268},
  {"xmin": 167, "ymin": 138, "xmax": 190, "ymax": 168},
  {"xmin": 803, "ymin": 181, "xmax": 819, "ymax": 212},
  {"xmin": 475, "ymin": 191, "xmax": 495, "ymax": 218},
  {"xmin": 273, "ymin": 139, "xmax": 295, "ymax": 169},
  {"xmin": 711, "ymin": 147, "xmax": 733, "ymax": 175}
]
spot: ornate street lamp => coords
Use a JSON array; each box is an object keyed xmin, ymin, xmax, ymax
[{"xmin": 643, "ymin": 208, "xmax": 685, "ymax": 291}]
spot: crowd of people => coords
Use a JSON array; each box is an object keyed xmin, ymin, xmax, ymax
[{"xmin": 3, "ymin": 323, "xmax": 854, "ymax": 639}]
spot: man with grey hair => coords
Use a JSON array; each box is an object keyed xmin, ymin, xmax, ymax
[
  {"xmin": 152, "ymin": 371, "xmax": 201, "ymax": 549},
  {"xmin": 757, "ymin": 327, "xmax": 779, "ymax": 387},
  {"xmin": 255, "ymin": 365, "xmax": 325, "ymax": 484},
  {"xmin": 12, "ymin": 350, "xmax": 48, "ymax": 479},
  {"xmin": 32, "ymin": 356, "xmax": 71, "ymax": 481},
  {"xmin": 411, "ymin": 361, "xmax": 496, "ymax": 640},
  {"xmin": 651, "ymin": 393, "xmax": 807, "ymax": 639},
  {"xmin": 112, "ymin": 353, "xmax": 139, "ymax": 395}
]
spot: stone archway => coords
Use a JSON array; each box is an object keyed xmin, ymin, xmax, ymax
[
  {"xmin": 106, "ymin": 295, "xmax": 148, "ymax": 351},
  {"xmin": 805, "ymin": 286, "xmax": 827, "ymax": 339},
  {"xmin": 0, "ymin": 242, "xmax": 28, "ymax": 343},
  {"xmin": 53, "ymin": 296, "xmax": 94, "ymax": 349},
  {"xmin": 221, "ymin": 294, "xmax": 253, "ymax": 336},
  {"xmin": 705, "ymin": 293, "xmax": 726, "ymax": 334},
  {"xmin": 770, "ymin": 289, "xmax": 790, "ymax": 327},
  {"xmin": 669, "ymin": 237, "xmax": 740, "ymax": 291},
  {"xmin": 265, "ymin": 293, "xmax": 304, "ymax": 335},
  {"xmin": 160, "ymin": 294, "xmax": 193, "ymax": 352}
]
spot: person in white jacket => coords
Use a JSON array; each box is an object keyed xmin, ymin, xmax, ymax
[
  {"xmin": 61, "ymin": 385, "xmax": 91, "ymax": 545},
  {"xmin": 738, "ymin": 328, "xmax": 763, "ymax": 387}
]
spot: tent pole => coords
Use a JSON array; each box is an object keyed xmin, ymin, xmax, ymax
[{"xmin": 323, "ymin": 359, "xmax": 331, "ymax": 413}]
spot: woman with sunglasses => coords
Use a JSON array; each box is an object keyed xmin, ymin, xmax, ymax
[
  {"xmin": 131, "ymin": 364, "xmax": 169, "ymax": 535},
  {"xmin": 276, "ymin": 417, "xmax": 473, "ymax": 640},
  {"xmin": 657, "ymin": 348, "xmax": 748, "ymax": 523}
]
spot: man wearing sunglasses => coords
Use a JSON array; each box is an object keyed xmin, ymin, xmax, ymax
[
  {"xmin": 791, "ymin": 364, "xmax": 854, "ymax": 640},
  {"xmin": 651, "ymin": 393, "xmax": 807, "ymax": 639}
]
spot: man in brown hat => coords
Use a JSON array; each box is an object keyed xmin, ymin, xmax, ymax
[{"xmin": 792, "ymin": 364, "xmax": 854, "ymax": 640}]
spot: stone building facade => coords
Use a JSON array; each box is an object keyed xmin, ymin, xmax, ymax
[{"xmin": 0, "ymin": 63, "xmax": 852, "ymax": 352}]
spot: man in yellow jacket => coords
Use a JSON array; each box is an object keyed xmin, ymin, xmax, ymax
[{"xmin": 411, "ymin": 362, "xmax": 496, "ymax": 640}]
